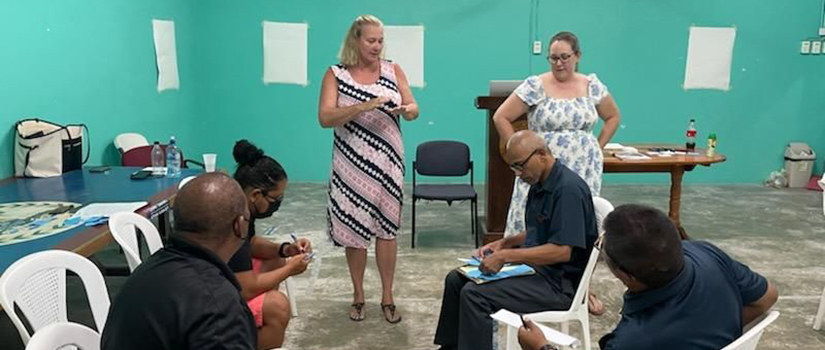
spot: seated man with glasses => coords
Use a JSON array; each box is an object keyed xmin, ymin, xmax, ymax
[
  {"xmin": 518, "ymin": 204, "xmax": 778, "ymax": 350},
  {"xmin": 434, "ymin": 130, "xmax": 597, "ymax": 350},
  {"xmin": 102, "ymin": 173, "xmax": 257, "ymax": 350}
]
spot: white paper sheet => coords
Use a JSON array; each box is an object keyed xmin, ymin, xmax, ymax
[
  {"xmin": 683, "ymin": 26, "xmax": 736, "ymax": 91},
  {"xmin": 152, "ymin": 19, "xmax": 180, "ymax": 92},
  {"xmin": 262, "ymin": 21, "xmax": 308, "ymax": 86},
  {"xmin": 72, "ymin": 202, "xmax": 149, "ymax": 220},
  {"xmin": 491, "ymin": 309, "xmax": 579, "ymax": 347},
  {"xmin": 383, "ymin": 25, "xmax": 425, "ymax": 88}
]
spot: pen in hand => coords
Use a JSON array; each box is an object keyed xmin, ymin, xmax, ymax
[{"xmin": 290, "ymin": 233, "xmax": 305, "ymax": 253}]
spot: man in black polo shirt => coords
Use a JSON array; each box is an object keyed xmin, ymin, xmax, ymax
[
  {"xmin": 518, "ymin": 204, "xmax": 778, "ymax": 350},
  {"xmin": 434, "ymin": 130, "xmax": 597, "ymax": 350},
  {"xmin": 102, "ymin": 173, "xmax": 257, "ymax": 350}
]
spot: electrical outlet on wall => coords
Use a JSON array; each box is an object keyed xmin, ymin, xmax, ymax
[
  {"xmin": 532, "ymin": 41, "xmax": 542, "ymax": 55},
  {"xmin": 801, "ymin": 40, "xmax": 811, "ymax": 54},
  {"xmin": 812, "ymin": 41, "xmax": 823, "ymax": 54}
]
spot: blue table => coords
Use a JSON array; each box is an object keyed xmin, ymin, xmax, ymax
[{"xmin": 0, "ymin": 167, "xmax": 200, "ymax": 274}]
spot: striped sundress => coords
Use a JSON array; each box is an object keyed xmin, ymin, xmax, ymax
[{"xmin": 326, "ymin": 59, "xmax": 404, "ymax": 249}]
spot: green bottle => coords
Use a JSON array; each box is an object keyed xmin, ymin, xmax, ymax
[{"xmin": 706, "ymin": 133, "xmax": 717, "ymax": 157}]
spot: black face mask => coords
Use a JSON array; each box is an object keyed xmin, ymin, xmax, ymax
[{"xmin": 254, "ymin": 197, "xmax": 281, "ymax": 219}]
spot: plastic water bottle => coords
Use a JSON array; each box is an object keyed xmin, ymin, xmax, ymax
[
  {"xmin": 151, "ymin": 141, "xmax": 164, "ymax": 175},
  {"xmin": 685, "ymin": 119, "xmax": 697, "ymax": 152},
  {"xmin": 166, "ymin": 136, "xmax": 181, "ymax": 178}
]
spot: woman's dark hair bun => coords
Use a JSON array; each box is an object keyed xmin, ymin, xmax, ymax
[{"xmin": 233, "ymin": 139, "xmax": 265, "ymax": 166}]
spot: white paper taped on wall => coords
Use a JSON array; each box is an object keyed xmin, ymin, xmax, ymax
[
  {"xmin": 262, "ymin": 21, "xmax": 309, "ymax": 86},
  {"xmin": 152, "ymin": 19, "xmax": 180, "ymax": 92},
  {"xmin": 683, "ymin": 26, "xmax": 737, "ymax": 91},
  {"xmin": 383, "ymin": 25, "xmax": 425, "ymax": 88}
]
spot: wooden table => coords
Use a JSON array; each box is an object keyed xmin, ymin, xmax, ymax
[
  {"xmin": 0, "ymin": 167, "xmax": 199, "ymax": 274},
  {"xmin": 477, "ymin": 93, "xmax": 727, "ymax": 242},
  {"xmin": 604, "ymin": 145, "xmax": 726, "ymax": 238}
]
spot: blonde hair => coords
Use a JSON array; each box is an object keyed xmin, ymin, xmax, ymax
[{"xmin": 339, "ymin": 15, "xmax": 384, "ymax": 67}]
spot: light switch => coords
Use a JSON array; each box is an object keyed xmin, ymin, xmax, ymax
[
  {"xmin": 532, "ymin": 41, "xmax": 542, "ymax": 55},
  {"xmin": 812, "ymin": 41, "xmax": 823, "ymax": 54},
  {"xmin": 801, "ymin": 40, "xmax": 811, "ymax": 54}
]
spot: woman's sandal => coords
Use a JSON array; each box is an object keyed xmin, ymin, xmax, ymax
[
  {"xmin": 349, "ymin": 302, "xmax": 365, "ymax": 322},
  {"xmin": 381, "ymin": 303, "xmax": 402, "ymax": 324}
]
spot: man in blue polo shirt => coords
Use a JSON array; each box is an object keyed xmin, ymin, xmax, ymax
[
  {"xmin": 434, "ymin": 130, "xmax": 597, "ymax": 350},
  {"xmin": 518, "ymin": 204, "xmax": 778, "ymax": 350},
  {"xmin": 102, "ymin": 173, "xmax": 257, "ymax": 350}
]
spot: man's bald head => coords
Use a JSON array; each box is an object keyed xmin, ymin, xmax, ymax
[
  {"xmin": 505, "ymin": 130, "xmax": 550, "ymax": 161},
  {"xmin": 504, "ymin": 130, "xmax": 555, "ymax": 185},
  {"xmin": 173, "ymin": 173, "xmax": 248, "ymax": 239}
]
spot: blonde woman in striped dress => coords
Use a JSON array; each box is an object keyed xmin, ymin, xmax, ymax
[{"xmin": 318, "ymin": 15, "xmax": 418, "ymax": 324}]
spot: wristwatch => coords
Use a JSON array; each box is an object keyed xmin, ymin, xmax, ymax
[
  {"xmin": 278, "ymin": 242, "xmax": 292, "ymax": 258},
  {"xmin": 539, "ymin": 344, "xmax": 558, "ymax": 350}
]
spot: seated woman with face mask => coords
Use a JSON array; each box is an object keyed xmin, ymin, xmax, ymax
[{"xmin": 228, "ymin": 139, "xmax": 313, "ymax": 350}]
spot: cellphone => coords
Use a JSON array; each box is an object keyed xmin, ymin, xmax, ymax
[
  {"xmin": 130, "ymin": 170, "xmax": 152, "ymax": 180},
  {"xmin": 89, "ymin": 166, "xmax": 111, "ymax": 173}
]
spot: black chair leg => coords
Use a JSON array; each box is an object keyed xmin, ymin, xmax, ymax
[
  {"xmin": 411, "ymin": 197, "xmax": 416, "ymax": 249},
  {"xmin": 469, "ymin": 199, "xmax": 474, "ymax": 246},
  {"xmin": 472, "ymin": 198, "xmax": 479, "ymax": 248}
]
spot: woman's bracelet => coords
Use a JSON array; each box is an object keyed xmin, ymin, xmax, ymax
[{"xmin": 278, "ymin": 242, "xmax": 291, "ymax": 258}]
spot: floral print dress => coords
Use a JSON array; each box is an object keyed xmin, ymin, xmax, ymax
[{"xmin": 504, "ymin": 74, "xmax": 609, "ymax": 236}]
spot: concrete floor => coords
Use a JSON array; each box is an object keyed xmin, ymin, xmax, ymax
[{"xmin": 2, "ymin": 183, "xmax": 825, "ymax": 349}]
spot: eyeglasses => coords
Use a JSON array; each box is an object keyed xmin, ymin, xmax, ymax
[
  {"xmin": 237, "ymin": 215, "xmax": 251, "ymax": 239},
  {"xmin": 263, "ymin": 192, "xmax": 283, "ymax": 203},
  {"xmin": 595, "ymin": 233, "xmax": 633, "ymax": 275},
  {"xmin": 594, "ymin": 234, "xmax": 605, "ymax": 250},
  {"xmin": 548, "ymin": 52, "xmax": 575, "ymax": 63},
  {"xmin": 509, "ymin": 149, "xmax": 539, "ymax": 172}
]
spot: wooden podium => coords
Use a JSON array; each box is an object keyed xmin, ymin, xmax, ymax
[
  {"xmin": 475, "ymin": 95, "xmax": 526, "ymax": 244},
  {"xmin": 475, "ymin": 94, "xmax": 727, "ymax": 243}
]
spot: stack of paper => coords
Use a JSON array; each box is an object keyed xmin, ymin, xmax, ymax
[
  {"xmin": 613, "ymin": 151, "xmax": 651, "ymax": 160},
  {"xmin": 606, "ymin": 143, "xmax": 647, "ymax": 156},
  {"xmin": 72, "ymin": 202, "xmax": 149, "ymax": 226},
  {"xmin": 455, "ymin": 263, "xmax": 536, "ymax": 284},
  {"xmin": 490, "ymin": 309, "xmax": 579, "ymax": 347},
  {"xmin": 604, "ymin": 143, "xmax": 625, "ymax": 151}
]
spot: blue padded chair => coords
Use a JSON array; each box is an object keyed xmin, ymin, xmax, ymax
[{"xmin": 412, "ymin": 141, "xmax": 478, "ymax": 248}]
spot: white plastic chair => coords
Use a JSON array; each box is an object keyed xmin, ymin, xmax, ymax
[
  {"xmin": 0, "ymin": 250, "xmax": 110, "ymax": 345},
  {"xmin": 814, "ymin": 286, "xmax": 825, "ymax": 330},
  {"xmin": 178, "ymin": 175, "xmax": 196, "ymax": 190},
  {"xmin": 815, "ymin": 177, "xmax": 825, "ymax": 330},
  {"xmin": 721, "ymin": 310, "xmax": 779, "ymax": 350},
  {"xmin": 819, "ymin": 176, "xmax": 825, "ymax": 216},
  {"xmin": 107, "ymin": 211, "xmax": 299, "ymax": 317},
  {"xmin": 113, "ymin": 133, "xmax": 149, "ymax": 154},
  {"xmin": 287, "ymin": 278, "xmax": 299, "ymax": 317},
  {"xmin": 504, "ymin": 196, "xmax": 614, "ymax": 350},
  {"xmin": 108, "ymin": 212, "xmax": 164, "ymax": 272},
  {"xmin": 25, "ymin": 322, "xmax": 100, "ymax": 350}
]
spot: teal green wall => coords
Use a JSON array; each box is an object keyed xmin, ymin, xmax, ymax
[
  {"xmin": 189, "ymin": 0, "xmax": 530, "ymax": 183},
  {"xmin": 190, "ymin": 0, "xmax": 825, "ymax": 184},
  {"xmin": 0, "ymin": 0, "xmax": 197, "ymax": 178},
  {"xmin": 3, "ymin": 1, "xmax": 823, "ymax": 184}
]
